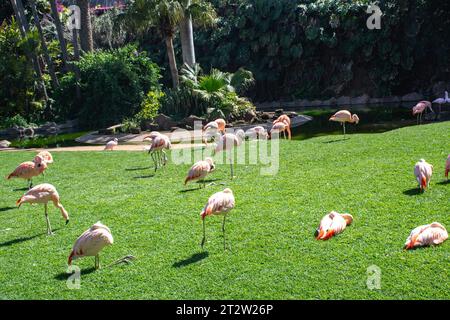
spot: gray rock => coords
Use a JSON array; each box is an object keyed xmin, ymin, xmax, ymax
[
  {"xmin": 181, "ymin": 115, "xmax": 206, "ymax": 128},
  {"xmin": 0, "ymin": 140, "xmax": 11, "ymax": 148},
  {"xmin": 336, "ymin": 96, "xmax": 351, "ymax": 106},
  {"xmin": 401, "ymin": 92, "xmax": 423, "ymax": 102},
  {"xmin": 154, "ymin": 114, "xmax": 177, "ymax": 131},
  {"xmin": 309, "ymin": 100, "xmax": 322, "ymax": 107},
  {"xmin": 261, "ymin": 112, "xmax": 271, "ymax": 120},
  {"xmin": 243, "ymin": 109, "xmax": 257, "ymax": 122},
  {"xmin": 351, "ymin": 94, "xmax": 370, "ymax": 105}
]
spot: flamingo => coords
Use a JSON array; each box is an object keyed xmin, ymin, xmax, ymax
[
  {"xmin": 432, "ymin": 91, "xmax": 449, "ymax": 119},
  {"xmin": 404, "ymin": 222, "xmax": 448, "ymax": 250},
  {"xmin": 445, "ymin": 155, "xmax": 450, "ymax": 180},
  {"xmin": 329, "ymin": 110, "xmax": 360, "ymax": 138},
  {"xmin": 200, "ymin": 188, "xmax": 235, "ymax": 249},
  {"xmin": 147, "ymin": 134, "xmax": 171, "ymax": 171},
  {"xmin": 68, "ymin": 222, "xmax": 113, "ymax": 269},
  {"xmin": 414, "ymin": 159, "xmax": 433, "ymax": 192},
  {"xmin": 203, "ymin": 119, "xmax": 226, "ymax": 145},
  {"xmin": 142, "ymin": 131, "xmax": 161, "ymax": 143},
  {"xmin": 214, "ymin": 130, "xmax": 245, "ymax": 179},
  {"xmin": 269, "ymin": 122, "xmax": 290, "ymax": 140},
  {"xmin": 6, "ymin": 155, "xmax": 47, "ymax": 189},
  {"xmin": 185, "ymin": 157, "xmax": 215, "ymax": 188},
  {"xmin": 315, "ymin": 211, "xmax": 353, "ymax": 240},
  {"xmin": 36, "ymin": 151, "xmax": 53, "ymax": 164},
  {"xmin": 412, "ymin": 101, "xmax": 433, "ymax": 125},
  {"xmin": 273, "ymin": 115, "xmax": 291, "ymax": 139},
  {"xmin": 245, "ymin": 126, "xmax": 268, "ymax": 140},
  {"xmin": 16, "ymin": 183, "xmax": 69, "ymax": 235},
  {"xmin": 104, "ymin": 138, "xmax": 118, "ymax": 151}
]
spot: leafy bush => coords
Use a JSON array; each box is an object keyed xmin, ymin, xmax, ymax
[
  {"xmin": 137, "ymin": 90, "xmax": 164, "ymax": 121},
  {"xmin": 0, "ymin": 115, "xmax": 31, "ymax": 129},
  {"xmin": 54, "ymin": 45, "xmax": 161, "ymax": 129}
]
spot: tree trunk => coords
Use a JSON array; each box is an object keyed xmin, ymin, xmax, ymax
[
  {"xmin": 179, "ymin": 1, "xmax": 196, "ymax": 67},
  {"xmin": 72, "ymin": 28, "xmax": 81, "ymax": 99},
  {"xmin": 77, "ymin": 0, "xmax": 93, "ymax": 53},
  {"xmin": 165, "ymin": 36, "xmax": 179, "ymax": 88},
  {"xmin": 30, "ymin": 0, "xmax": 59, "ymax": 89},
  {"xmin": 10, "ymin": 0, "xmax": 48, "ymax": 100},
  {"xmin": 49, "ymin": 0, "xmax": 70, "ymax": 73}
]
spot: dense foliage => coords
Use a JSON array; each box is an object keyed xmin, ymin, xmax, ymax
[{"xmin": 54, "ymin": 45, "xmax": 161, "ymax": 129}]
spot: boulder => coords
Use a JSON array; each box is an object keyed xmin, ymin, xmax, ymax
[
  {"xmin": 261, "ymin": 112, "xmax": 271, "ymax": 120},
  {"xmin": 309, "ymin": 100, "xmax": 322, "ymax": 107},
  {"xmin": 351, "ymin": 94, "xmax": 370, "ymax": 105},
  {"xmin": 274, "ymin": 109, "xmax": 284, "ymax": 115},
  {"xmin": 401, "ymin": 92, "xmax": 423, "ymax": 102},
  {"xmin": 181, "ymin": 115, "xmax": 206, "ymax": 128},
  {"xmin": 154, "ymin": 114, "xmax": 177, "ymax": 131},
  {"xmin": 243, "ymin": 109, "xmax": 257, "ymax": 123},
  {"xmin": 336, "ymin": 96, "xmax": 351, "ymax": 106}
]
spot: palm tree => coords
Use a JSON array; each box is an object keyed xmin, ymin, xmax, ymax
[
  {"xmin": 77, "ymin": 0, "xmax": 93, "ymax": 52},
  {"xmin": 179, "ymin": 0, "xmax": 217, "ymax": 67},
  {"xmin": 126, "ymin": 0, "xmax": 183, "ymax": 88},
  {"xmin": 49, "ymin": 0, "xmax": 70, "ymax": 72}
]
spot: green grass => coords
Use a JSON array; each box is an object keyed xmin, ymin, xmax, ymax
[
  {"xmin": 9, "ymin": 132, "xmax": 90, "ymax": 149},
  {"xmin": 0, "ymin": 122, "xmax": 448, "ymax": 300}
]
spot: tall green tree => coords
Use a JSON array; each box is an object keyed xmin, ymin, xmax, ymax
[{"xmin": 179, "ymin": 0, "xmax": 217, "ymax": 67}]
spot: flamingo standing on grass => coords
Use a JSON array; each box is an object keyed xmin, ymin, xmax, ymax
[
  {"xmin": 104, "ymin": 138, "xmax": 118, "ymax": 151},
  {"xmin": 214, "ymin": 130, "xmax": 245, "ymax": 179},
  {"xmin": 200, "ymin": 188, "xmax": 235, "ymax": 249},
  {"xmin": 414, "ymin": 159, "xmax": 433, "ymax": 192},
  {"xmin": 445, "ymin": 155, "xmax": 450, "ymax": 180},
  {"xmin": 315, "ymin": 211, "xmax": 353, "ymax": 240},
  {"xmin": 432, "ymin": 91, "xmax": 449, "ymax": 119},
  {"xmin": 36, "ymin": 151, "xmax": 54, "ymax": 164},
  {"xmin": 270, "ymin": 122, "xmax": 290, "ymax": 140},
  {"xmin": 273, "ymin": 115, "xmax": 291, "ymax": 139},
  {"xmin": 184, "ymin": 157, "xmax": 215, "ymax": 188},
  {"xmin": 412, "ymin": 101, "xmax": 433, "ymax": 125},
  {"xmin": 16, "ymin": 183, "xmax": 69, "ymax": 235},
  {"xmin": 404, "ymin": 222, "xmax": 448, "ymax": 250},
  {"xmin": 147, "ymin": 134, "xmax": 171, "ymax": 171},
  {"xmin": 245, "ymin": 126, "xmax": 268, "ymax": 140},
  {"xmin": 203, "ymin": 118, "xmax": 226, "ymax": 145},
  {"xmin": 329, "ymin": 110, "xmax": 359, "ymax": 138},
  {"xmin": 6, "ymin": 155, "xmax": 48, "ymax": 189}
]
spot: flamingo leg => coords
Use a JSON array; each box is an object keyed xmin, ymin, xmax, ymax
[
  {"xmin": 343, "ymin": 122, "xmax": 346, "ymax": 139},
  {"xmin": 95, "ymin": 254, "xmax": 100, "ymax": 269},
  {"xmin": 229, "ymin": 154, "xmax": 234, "ymax": 179},
  {"xmin": 222, "ymin": 215, "xmax": 227, "ymax": 250},
  {"xmin": 44, "ymin": 203, "xmax": 53, "ymax": 235},
  {"xmin": 151, "ymin": 152, "xmax": 157, "ymax": 171},
  {"xmin": 28, "ymin": 179, "xmax": 33, "ymax": 190},
  {"xmin": 201, "ymin": 219, "xmax": 206, "ymax": 249},
  {"xmin": 162, "ymin": 150, "xmax": 168, "ymax": 166}
]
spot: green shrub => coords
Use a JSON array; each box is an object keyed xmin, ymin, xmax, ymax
[
  {"xmin": 0, "ymin": 115, "xmax": 30, "ymax": 129},
  {"xmin": 54, "ymin": 45, "xmax": 161, "ymax": 129},
  {"xmin": 137, "ymin": 90, "xmax": 164, "ymax": 121}
]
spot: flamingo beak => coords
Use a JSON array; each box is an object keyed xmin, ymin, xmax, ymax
[{"xmin": 316, "ymin": 229, "xmax": 324, "ymax": 240}]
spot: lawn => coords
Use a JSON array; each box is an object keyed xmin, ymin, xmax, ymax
[{"xmin": 0, "ymin": 122, "xmax": 448, "ymax": 300}]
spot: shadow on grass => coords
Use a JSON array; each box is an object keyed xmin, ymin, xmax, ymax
[
  {"xmin": 180, "ymin": 179, "xmax": 223, "ymax": 193},
  {"xmin": 125, "ymin": 166, "xmax": 152, "ymax": 171},
  {"xmin": 0, "ymin": 228, "xmax": 61, "ymax": 247},
  {"xmin": 54, "ymin": 267, "xmax": 96, "ymax": 281},
  {"xmin": 13, "ymin": 187, "xmax": 29, "ymax": 192},
  {"xmin": 403, "ymin": 188, "xmax": 421, "ymax": 196},
  {"xmin": 437, "ymin": 180, "xmax": 449, "ymax": 185},
  {"xmin": 172, "ymin": 252, "xmax": 209, "ymax": 268},
  {"xmin": 133, "ymin": 174, "xmax": 155, "ymax": 179},
  {"xmin": 0, "ymin": 206, "xmax": 16, "ymax": 212},
  {"xmin": 322, "ymin": 138, "xmax": 349, "ymax": 144}
]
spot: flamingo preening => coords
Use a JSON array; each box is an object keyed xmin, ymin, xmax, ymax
[
  {"xmin": 203, "ymin": 118, "xmax": 226, "ymax": 145},
  {"xmin": 329, "ymin": 110, "xmax": 359, "ymax": 138},
  {"xmin": 200, "ymin": 188, "xmax": 235, "ymax": 249},
  {"xmin": 445, "ymin": 155, "xmax": 450, "ymax": 180},
  {"xmin": 432, "ymin": 91, "xmax": 449, "ymax": 119},
  {"xmin": 184, "ymin": 157, "xmax": 215, "ymax": 188},
  {"xmin": 214, "ymin": 130, "xmax": 245, "ymax": 179},
  {"xmin": 245, "ymin": 126, "xmax": 268, "ymax": 140},
  {"xmin": 36, "ymin": 151, "xmax": 54, "ymax": 164},
  {"xmin": 414, "ymin": 159, "xmax": 433, "ymax": 192},
  {"xmin": 68, "ymin": 222, "xmax": 113, "ymax": 269},
  {"xmin": 270, "ymin": 122, "xmax": 290, "ymax": 140},
  {"xmin": 147, "ymin": 134, "xmax": 171, "ymax": 171},
  {"xmin": 16, "ymin": 183, "xmax": 69, "ymax": 235},
  {"xmin": 412, "ymin": 101, "xmax": 433, "ymax": 125},
  {"xmin": 404, "ymin": 222, "xmax": 448, "ymax": 250},
  {"xmin": 6, "ymin": 155, "xmax": 48, "ymax": 189},
  {"xmin": 272, "ymin": 115, "xmax": 292, "ymax": 140},
  {"xmin": 104, "ymin": 138, "xmax": 118, "ymax": 151},
  {"xmin": 315, "ymin": 211, "xmax": 353, "ymax": 240}
]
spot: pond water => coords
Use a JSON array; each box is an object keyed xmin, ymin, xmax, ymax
[{"xmin": 291, "ymin": 105, "xmax": 449, "ymax": 140}]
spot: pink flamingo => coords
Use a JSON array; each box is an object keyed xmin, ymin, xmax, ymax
[
  {"xmin": 245, "ymin": 126, "xmax": 268, "ymax": 140},
  {"xmin": 203, "ymin": 119, "xmax": 226, "ymax": 145},
  {"xmin": 315, "ymin": 211, "xmax": 353, "ymax": 240},
  {"xmin": 36, "ymin": 151, "xmax": 54, "ymax": 164},
  {"xmin": 412, "ymin": 101, "xmax": 433, "ymax": 125},
  {"xmin": 142, "ymin": 131, "xmax": 161, "ymax": 143},
  {"xmin": 414, "ymin": 159, "xmax": 433, "ymax": 192},
  {"xmin": 432, "ymin": 91, "xmax": 449, "ymax": 119},
  {"xmin": 6, "ymin": 155, "xmax": 47, "ymax": 189},
  {"xmin": 329, "ymin": 110, "xmax": 360, "ymax": 138},
  {"xmin": 273, "ymin": 115, "xmax": 291, "ymax": 139},
  {"xmin": 214, "ymin": 130, "xmax": 245, "ymax": 179},
  {"xmin": 184, "ymin": 157, "xmax": 215, "ymax": 188},
  {"xmin": 200, "ymin": 188, "xmax": 235, "ymax": 249},
  {"xmin": 104, "ymin": 138, "xmax": 118, "ymax": 151},
  {"xmin": 68, "ymin": 222, "xmax": 114, "ymax": 269},
  {"xmin": 147, "ymin": 134, "xmax": 171, "ymax": 171},
  {"xmin": 445, "ymin": 155, "xmax": 450, "ymax": 180},
  {"xmin": 269, "ymin": 122, "xmax": 290, "ymax": 140},
  {"xmin": 404, "ymin": 222, "xmax": 448, "ymax": 250},
  {"xmin": 16, "ymin": 183, "xmax": 69, "ymax": 235}
]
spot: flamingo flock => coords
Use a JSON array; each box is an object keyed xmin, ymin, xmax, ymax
[{"xmin": 2, "ymin": 109, "xmax": 448, "ymax": 277}]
